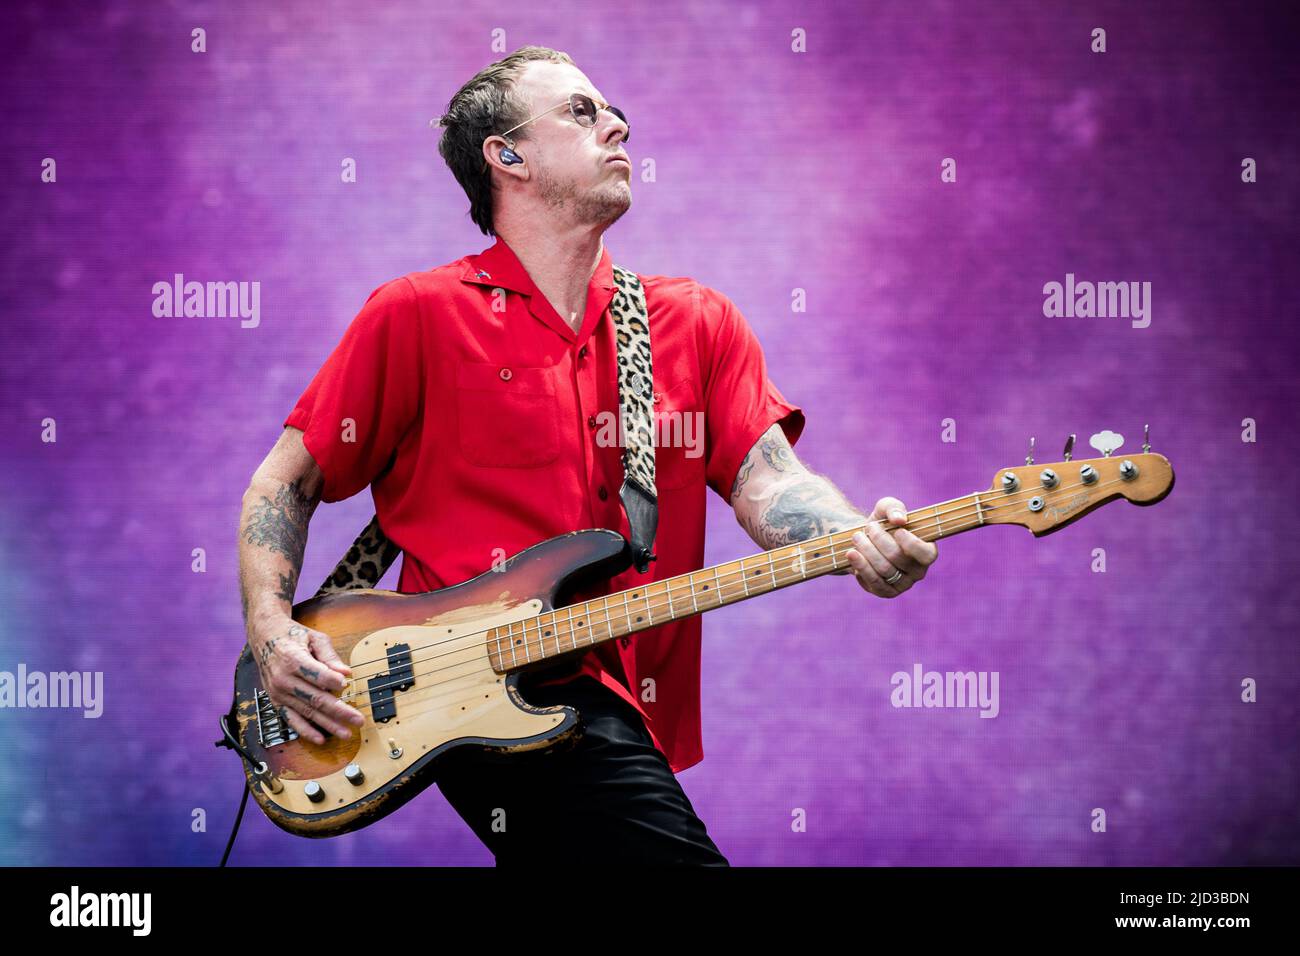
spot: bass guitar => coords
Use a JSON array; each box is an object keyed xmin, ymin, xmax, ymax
[{"xmin": 221, "ymin": 430, "xmax": 1174, "ymax": 837}]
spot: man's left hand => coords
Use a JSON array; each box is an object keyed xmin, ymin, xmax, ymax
[{"xmin": 844, "ymin": 497, "xmax": 938, "ymax": 598}]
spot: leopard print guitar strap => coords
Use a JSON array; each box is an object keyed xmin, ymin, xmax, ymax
[{"xmin": 312, "ymin": 263, "xmax": 658, "ymax": 598}]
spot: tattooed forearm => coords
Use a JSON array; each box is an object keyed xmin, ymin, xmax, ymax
[
  {"xmin": 751, "ymin": 477, "xmax": 866, "ymax": 551},
  {"xmin": 276, "ymin": 569, "xmax": 298, "ymax": 604},
  {"xmin": 238, "ymin": 470, "xmax": 321, "ymax": 631},
  {"xmin": 731, "ymin": 429, "xmax": 795, "ymax": 500},
  {"xmin": 730, "ymin": 423, "xmax": 866, "ymax": 568},
  {"xmin": 242, "ymin": 478, "xmax": 315, "ymax": 562},
  {"xmin": 759, "ymin": 432, "xmax": 796, "ymax": 472}
]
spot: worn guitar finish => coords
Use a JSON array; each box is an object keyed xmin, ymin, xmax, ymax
[{"xmin": 226, "ymin": 445, "xmax": 1175, "ymax": 838}]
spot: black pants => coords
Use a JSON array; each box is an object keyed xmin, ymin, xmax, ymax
[{"xmin": 434, "ymin": 674, "xmax": 729, "ymax": 865}]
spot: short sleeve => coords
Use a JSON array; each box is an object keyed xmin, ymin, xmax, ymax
[
  {"xmin": 699, "ymin": 285, "xmax": 806, "ymax": 500},
  {"xmin": 283, "ymin": 277, "xmax": 423, "ymax": 503}
]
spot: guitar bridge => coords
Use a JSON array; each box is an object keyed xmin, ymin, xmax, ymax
[{"xmin": 255, "ymin": 687, "xmax": 299, "ymax": 748}]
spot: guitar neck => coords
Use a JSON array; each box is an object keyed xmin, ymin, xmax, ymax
[{"xmin": 493, "ymin": 489, "xmax": 992, "ymax": 672}]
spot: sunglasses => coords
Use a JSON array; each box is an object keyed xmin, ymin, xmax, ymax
[{"xmin": 485, "ymin": 92, "xmax": 629, "ymax": 169}]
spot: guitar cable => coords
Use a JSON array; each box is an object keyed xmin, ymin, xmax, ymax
[{"xmin": 214, "ymin": 712, "xmax": 263, "ymax": 867}]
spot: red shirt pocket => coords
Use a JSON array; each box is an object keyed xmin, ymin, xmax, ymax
[{"xmin": 455, "ymin": 359, "xmax": 561, "ymax": 468}]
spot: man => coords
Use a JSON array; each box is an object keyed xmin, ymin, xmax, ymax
[{"xmin": 236, "ymin": 46, "xmax": 938, "ymax": 865}]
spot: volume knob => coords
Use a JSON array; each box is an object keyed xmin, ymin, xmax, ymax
[
  {"xmin": 304, "ymin": 780, "xmax": 325, "ymax": 803},
  {"xmin": 344, "ymin": 763, "xmax": 365, "ymax": 785}
]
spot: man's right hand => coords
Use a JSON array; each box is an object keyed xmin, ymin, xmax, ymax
[{"xmin": 248, "ymin": 614, "xmax": 367, "ymax": 745}]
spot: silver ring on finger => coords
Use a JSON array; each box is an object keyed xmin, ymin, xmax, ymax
[{"xmin": 884, "ymin": 569, "xmax": 905, "ymax": 586}]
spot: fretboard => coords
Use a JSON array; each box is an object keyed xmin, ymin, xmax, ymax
[{"xmin": 488, "ymin": 489, "xmax": 993, "ymax": 672}]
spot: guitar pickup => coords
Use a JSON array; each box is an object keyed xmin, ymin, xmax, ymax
[
  {"xmin": 386, "ymin": 643, "xmax": 414, "ymax": 691},
  {"xmin": 367, "ymin": 674, "xmax": 396, "ymax": 723},
  {"xmin": 367, "ymin": 643, "xmax": 415, "ymax": 723}
]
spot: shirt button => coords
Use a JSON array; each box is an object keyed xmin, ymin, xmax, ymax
[
  {"xmin": 653, "ymin": 391, "xmax": 662, "ymax": 404},
  {"xmin": 587, "ymin": 415, "xmax": 597, "ymax": 429},
  {"xmin": 578, "ymin": 345, "xmax": 588, "ymax": 359},
  {"xmin": 597, "ymin": 486, "xmax": 608, "ymax": 501},
  {"xmin": 499, "ymin": 367, "xmax": 512, "ymax": 381}
]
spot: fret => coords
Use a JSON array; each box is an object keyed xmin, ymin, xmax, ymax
[
  {"xmin": 545, "ymin": 616, "xmax": 559, "ymax": 657},
  {"xmin": 689, "ymin": 574, "xmax": 699, "ymax": 613},
  {"xmin": 646, "ymin": 585, "xmax": 654, "ymax": 625},
  {"xmin": 793, "ymin": 547, "xmax": 806, "ymax": 580},
  {"xmin": 740, "ymin": 558, "xmax": 750, "ymax": 596},
  {"xmin": 575, "ymin": 603, "xmax": 596, "ymax": 646},
  {"xmin": 666, "ymin": 580, "xmax": 676, "ymax": 619},
  {"xmin": 597, "ymin": 597, "xmax": 616, "ymax": 644},
  {"xmin": 973, "ymin": 493, "xmax": 984, "ymax": 527},
  {"xmin": 537, "ymin": 614, "xmax": 556, "ymax": 655},
  {"xmin": 713, "ymin": 566, "xmax": 723, "ymax": 606},
  {"xmin": 768, "ymin": 551, "xmax": 778, "ymax": 589},
  {"xmin": 518, "ymin": 621, "xmax": 531, "ymax": 663},
  {"xmin": 933, "ymin": 503, "xmax": 943, "ymax": 538},
  {"xmin": 563, "ymin": 606, "xmax": 578, "ymax": 652},
  {"xmin": 622, "ymin": 591, "xmax": 634, "ymax": 631}
]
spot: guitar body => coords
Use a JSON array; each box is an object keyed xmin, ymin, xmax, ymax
[{"xmin": 228, "ymin": 528, "xmax": 633, "ymax": 838}]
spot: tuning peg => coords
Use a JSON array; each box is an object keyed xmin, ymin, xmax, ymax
[
  {"xmin": 1063, "ymin": 434, "xmax": 1076, "ymax": 462},
  {"xmin": 1142, "ymin": 423, "xmax": 1151, "ymax": 453},
  {"xmin": 1025, "ymin": 436, "xmax": 1035, "ymax": 465},
  {"xmin": 1089, "ymin": 430, "xmax": 1125, "ymax": 458}
]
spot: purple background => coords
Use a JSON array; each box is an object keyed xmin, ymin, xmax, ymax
[{"xmin": 1, "ymin": 0, "xmax": 1296, "ymax": 866}]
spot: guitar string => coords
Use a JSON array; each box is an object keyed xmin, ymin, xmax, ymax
[
  {"xmin": 333, "ymin": 472, "xmax": 1126, "ymax": 707},
  {"xmin": 331, "ymin": 469, "xmax": 1085, "ymax": 676},
  {"xmin": 327, "ymin": 481, "xmax": 1047, "ymax": 700},
  {"xmin": 301, "ymin": 472, "xmax": 1137, "ymax": 731},
  {"xmin": 319, "ymin": 472, "xmax": 1130, "ymax": 712}
]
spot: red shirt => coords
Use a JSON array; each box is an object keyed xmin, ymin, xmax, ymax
[{"xmin": 284, "ymin": 236, "xmax": 804, "ymax": 772}]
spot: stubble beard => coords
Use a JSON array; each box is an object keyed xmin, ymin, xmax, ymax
[{"xmin": 537, "ymin": 161, "xmax": 632, "ymax": 229}]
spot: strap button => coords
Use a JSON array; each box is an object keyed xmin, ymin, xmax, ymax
[{"xmin": 499, "ymin": 367, "xmax": 512, "ymax": 381}]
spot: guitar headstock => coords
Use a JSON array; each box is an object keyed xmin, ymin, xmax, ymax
[{"xmin": 980, "ymin": 429, "xmax": 1175, "ymax": 536}]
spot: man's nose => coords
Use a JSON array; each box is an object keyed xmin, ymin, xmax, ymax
[{"xmin": 599, "ymin": 111, "xmax": 629, "ymax": 145}]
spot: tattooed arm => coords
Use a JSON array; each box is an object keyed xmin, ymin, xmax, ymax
[
  {"xmin": 728, "ymin": 423, "xmax": 938, "ymax": 598},
  {"xmin": 237, "ymin": 426, "xmax": 365, "ymax": 743}
]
